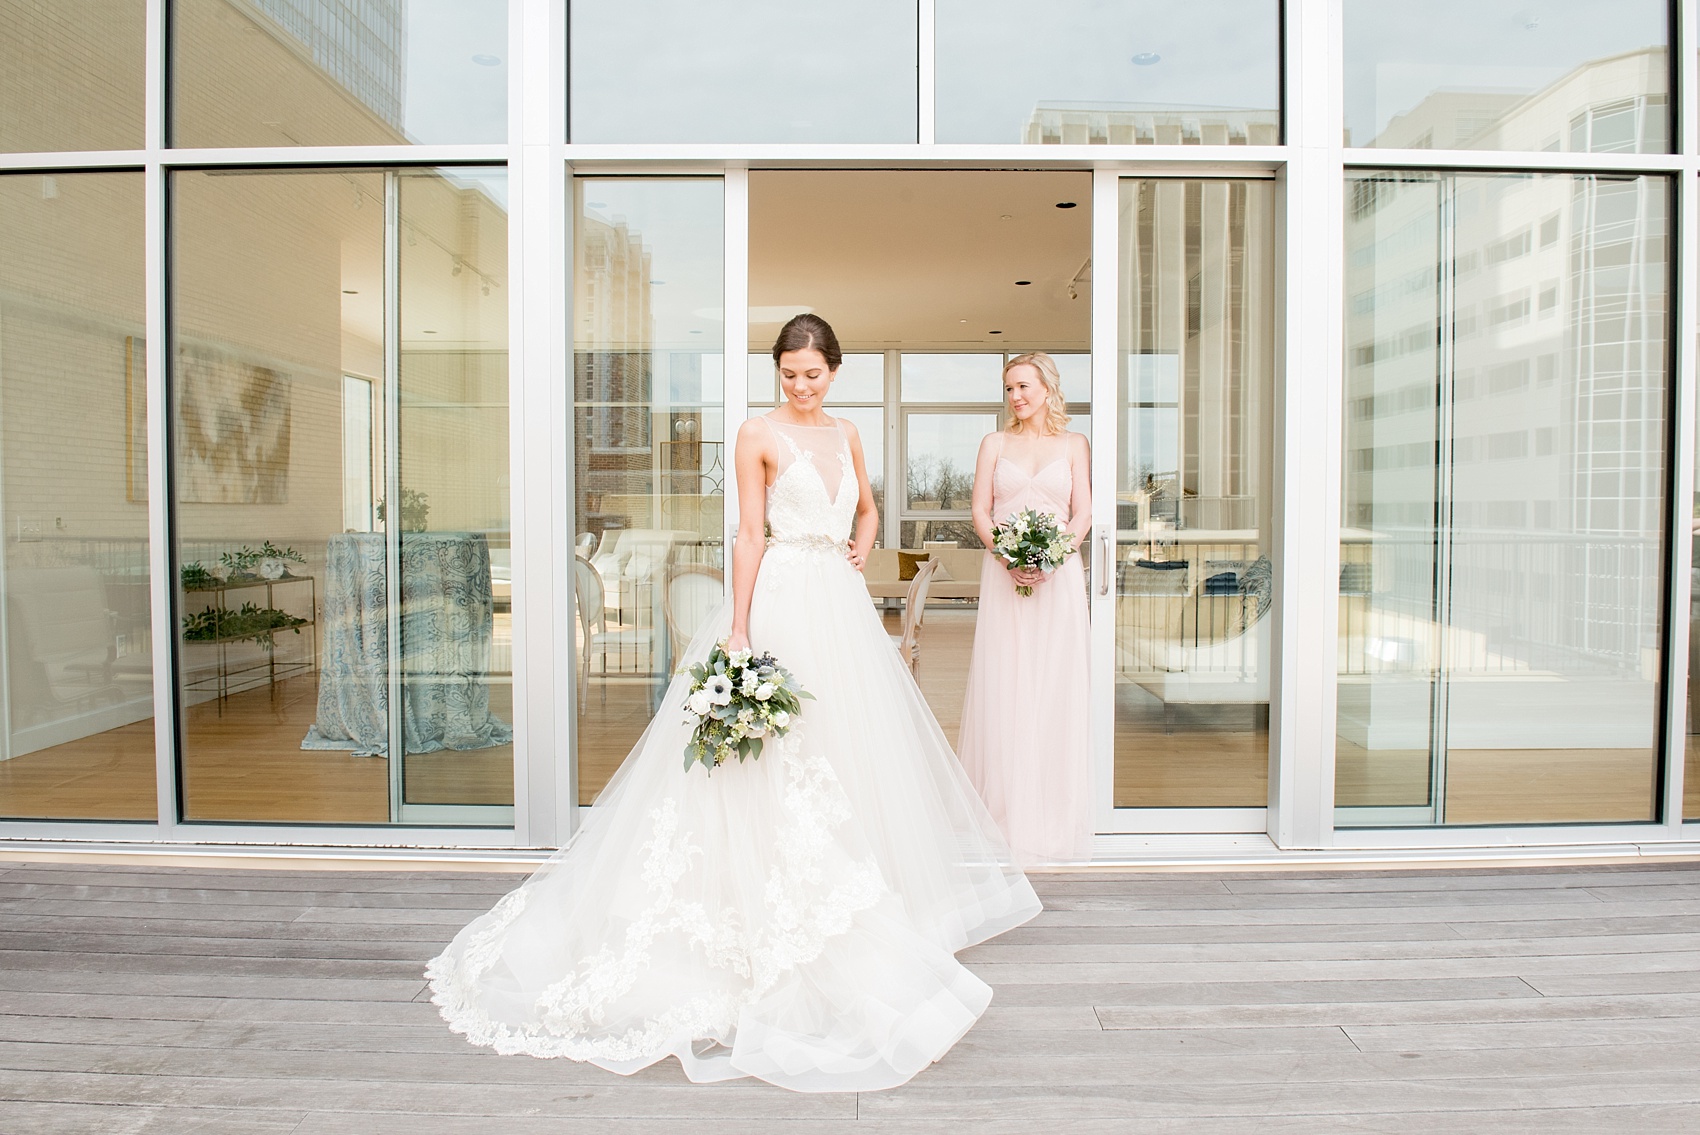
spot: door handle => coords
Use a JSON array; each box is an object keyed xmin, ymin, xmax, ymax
[{"xmin": 1097, "ymin": 533, "xmax": 1112, "ymax": 596}]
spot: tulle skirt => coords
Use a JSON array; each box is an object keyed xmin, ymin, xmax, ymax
[
  {"xmin": 959, "ymin": 551, "xmax": 1095, "ymax": 865},
  {"xmin": 425, "ymin": 544, "xmax": 1041, "ymax": 1092}
]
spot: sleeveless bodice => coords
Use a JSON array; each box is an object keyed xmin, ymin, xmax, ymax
[
  {"xmin": 991, "ymin": 454, "xmax": 1073, "ymax": 525},
  {"xmin": 764, "ymin": 417, "xmax": 858, "ymax": 547}
]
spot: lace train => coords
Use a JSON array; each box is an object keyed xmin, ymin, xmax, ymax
[{"xmin": 426, "ymin": 416, "xmax": 1040, "ymax": 1091}]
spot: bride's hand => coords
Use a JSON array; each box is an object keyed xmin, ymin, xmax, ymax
[
  {"xmin": 846, "ymin": 548, "xmax": 866, "ymax": 572},
  {"xmin": 727, "ymin": 629, "xmax": 751, "ymax": 654}
]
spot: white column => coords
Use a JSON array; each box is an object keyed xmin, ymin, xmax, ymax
[
  {"xmin": 1267, "ymin": 0, "xmax": 1345, "ymax": 848},
  {"xmin": 143, "ymin": 0, "xmax": 179, "ymax": 836},
  {"xmin": 1661, "ymin": 0, "xmax": 1699, "ymax": 833},
  {"xmin": 724, "ymin": 169, "xmax": 751, "ymax": 556},
  {"xmin": 512, "ymin": 0, "xmax": 574, "ymax": 845}
]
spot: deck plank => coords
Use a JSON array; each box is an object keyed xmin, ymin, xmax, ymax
[{"xmin": 1, "ymin": 858, "xmax": 1697, "ymax": 1130}]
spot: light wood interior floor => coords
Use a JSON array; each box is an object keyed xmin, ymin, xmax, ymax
[
  {"xmin": 1336, "ymin": 738, "xmax": 1663, "ymax": 824},
  {"xmin": 5, "ymin": 609, "xmax": 1696, "ymax": 828},
  {"xmin": 0, "ymin": 674, "xmax": 513, "ymax": 825}
]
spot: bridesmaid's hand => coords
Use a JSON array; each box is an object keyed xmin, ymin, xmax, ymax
[{"xmin": 1011, "ymin": 566, "xmax": 1046, "ymax": 589}]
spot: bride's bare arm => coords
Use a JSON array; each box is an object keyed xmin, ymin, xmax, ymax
[
  {"xmin": 842, "ymin": 420, "xmax": 878, "ymax": 571},
  {"xmin": 728, "ymin": 419, "xmax": 773, "ymax": 652}
]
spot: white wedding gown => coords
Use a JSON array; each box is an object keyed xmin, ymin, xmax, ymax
[{"xmin": 426, "ymin": 415, "xmax": 1041, "ymax": 1092}]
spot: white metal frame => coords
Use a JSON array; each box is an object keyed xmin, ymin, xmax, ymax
[{"xmin": 0, "ymin": 0, "xmax": 1695, "ymax": 860}]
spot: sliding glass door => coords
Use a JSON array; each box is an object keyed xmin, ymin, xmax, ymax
[{"xmin": 1094, "ymin": 176, "xmax": 1278, "ymax": 831}]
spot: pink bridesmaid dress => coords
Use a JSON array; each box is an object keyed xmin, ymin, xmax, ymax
[{"xmin": 958, "ymin": 434, "xmax": 1094, "ymax": 864}]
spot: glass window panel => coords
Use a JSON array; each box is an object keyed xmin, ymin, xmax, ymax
[
  {"xmin": 570, "ymin": 0, "xmax": 916, "ymax": 143},
  {"xmin": 1115, "ymin": 179, "xmax": 1276, "ymax": 808},
  {"xmin": 1345, "ymin": 0, "xmax": 1669, "ymax": 152},
  {"xmin": 171, "ymin": 0, "xmax": 507, "ymax": 148},
  {"xmin": 575, "ymin": 179, "xmax": 724, "ymax": 805},
  {"xmin": 902, "ymin": 354, "xmax": 1005, "ymax": 403},
  {"xmin": 0, "ymin": 172, "xmax": 154, "ymax": 820},
  {"xmin": 1339, "ymin": 171, "xmax": 1669, "ymax": 827},
  {"xmin": 1691, "ymin": 396, "xmax": 1700, "ymax": 819},
  {"xmin": 832, "ymin": 406, "xmax": 885, "ymax": 526},
  {"xmin": 936, "ymin": 0, "xmax": 1280, "ymax": 146},
  {"xmin": 905, "ymin": 412, "xmax": 993, "ymax": 512},
  {"xmin": 1050, "ymin": 353, "xmax": 1092, "ymax": 403},
  {"xmin": 1, "ymin": 0, "xmax": 145, "ymax": 151},
  {"xmin": 171, "ymin": 167, "xmax": 512, "ymax": 825},
  {"xmin": 396, "ymin": 168, "xmax": 512, "ymax": 813}
]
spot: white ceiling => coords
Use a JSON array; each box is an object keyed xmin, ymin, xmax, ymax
[{"xmin": 749, "ymin": 170, "xmax": 1093, "ymax": 353}]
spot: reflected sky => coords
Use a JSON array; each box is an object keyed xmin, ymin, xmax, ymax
[
  {"xmin": 571, "ymin": 0, "xmax": 916, "ymax": 143},
  {"xmin": 936, "ymin": 0, "xmax": 1279, "ymax": 144},
  {"xmin": 399, "ymin": 0, "xmax": 507, "ymax": 144},
  {"xmin": 1344, "ymin": 0, "xmax": 1667, "ymax": 147}
]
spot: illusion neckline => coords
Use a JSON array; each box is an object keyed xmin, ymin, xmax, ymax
[{"xmin": 765, "ymin": 413, "xmax": 841, "ymax": 430}]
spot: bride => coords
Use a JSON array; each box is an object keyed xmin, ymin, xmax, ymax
[{"xmin": 426, "ymin": 314, "xmax": 1040, "ymax": 1092}]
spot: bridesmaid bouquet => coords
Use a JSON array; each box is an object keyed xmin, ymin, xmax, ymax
[
  {"xmin": 991, "ymin": 508, "xmax": 1078, "ymax": 596},
  {"xmin": 681, "ymin": 642, "xmax": 813, "ymax": 773}
]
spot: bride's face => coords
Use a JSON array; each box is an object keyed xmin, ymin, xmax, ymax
[{"xmin": 778, "ymin": 349, "xmax": 837, "ymax": 413}]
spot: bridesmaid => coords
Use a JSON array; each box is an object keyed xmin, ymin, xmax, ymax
[{"xmin": 958, "ymin": 353, "xmax": 1093, "ymax": 864}]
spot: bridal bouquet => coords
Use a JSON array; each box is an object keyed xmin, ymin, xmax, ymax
[
  {"xmin": 681, "ymin": 642, "xmax": 813, "ymax": 773},
  {"xmin": 990, "ymin": 508, "xmax": 1077, "ymax": 596}
]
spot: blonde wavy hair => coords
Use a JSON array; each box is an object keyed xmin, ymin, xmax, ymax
[{"xmin": 1002, "ymin": 352, "xmax": 1071, "ymax": 436}]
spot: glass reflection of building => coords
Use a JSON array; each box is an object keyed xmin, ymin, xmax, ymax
[
  {"xmin": 1340, "ymin": 47, "xmax": 1671, "ymax": 824},
  {"xmin": 247, "ymin": 0, "xmax": 409, "ymax": 132}
]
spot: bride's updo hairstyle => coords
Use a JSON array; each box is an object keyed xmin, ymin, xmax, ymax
[
  {"xmin": 771, "ymin": 313, "xmax": 843, "ymax": 370},
  {"xmin": 1003, "ymin": 352, "xmax": 1070, "ymax": 435}
]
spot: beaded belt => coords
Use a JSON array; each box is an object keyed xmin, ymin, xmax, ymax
[{"xmin": 766, "ymin": 533, "xmax": 849, "ymax": 555}]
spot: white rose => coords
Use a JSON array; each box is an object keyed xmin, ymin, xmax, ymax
[
  {"xmin": 687, "ymin": 690, "xmax": 712, "ymax": 716},
  {"xmin": 772, "ymin": 710, "xmax": 791, "ymax": 730},
  {"xmin": 755, "ymin": 682, "xmax": 775, "ymax": 701}
]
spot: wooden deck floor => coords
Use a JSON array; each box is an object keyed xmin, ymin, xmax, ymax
[{"xmin": 3, "ymin": 859, "xmax": 1700, "ymax": 1132}]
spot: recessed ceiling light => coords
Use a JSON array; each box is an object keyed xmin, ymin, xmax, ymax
[
  {"xmin": 472, "ymin": 54, "xmax": 502, "ymax": 66},
  {"xmin": 1015, "ymin": 280, "xmax": 1032, "ymax": 286},
  {"xmin": 342, "ymin": 289, "xmax": 358, "ymax": 294},
  {"xmin": 959, "ymin": 318, "xmax": 969, "ymax": 323},
  {"xmin": 999, "ymin": 214, "xmax": 1013, "ymax": 220},
  {"xmin": 1131, "ymin": 52, "xmax": 1161, "ymax": 66},
  {"xmin": 1055, "ymin": 201, "xmax": 1078, "ymax": 209}
]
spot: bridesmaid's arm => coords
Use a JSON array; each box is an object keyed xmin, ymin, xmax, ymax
[
  {"xmin": 1066, "ymin": 432, "xmax": 1093, "ymax": 548},
  {"xmin": 970, "ymin": 433, "xmax": 1001, "ymax": 551},
  {"xmin": 842, "ymin": 419, "xmax": 878, "ymax": 571},
  {"xmin": 727, "ymin": 418, "xmax": 774, "ymax": 653}
]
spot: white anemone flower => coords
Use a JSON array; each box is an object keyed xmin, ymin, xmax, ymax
[{"xmin": 705, "ymin": 675, "xmax": 734, "ymax": 705}]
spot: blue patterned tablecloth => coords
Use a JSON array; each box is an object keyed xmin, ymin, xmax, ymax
[{"xmin": 302, "ymin": 533, "xmax": 513, "ymax": 757}]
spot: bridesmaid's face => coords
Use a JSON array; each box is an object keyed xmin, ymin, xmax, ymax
[
  {"xmin": 778, "ymin": 349, "xmax": 837, "ymax": 413},
  {"xmin": 1004, "ymin": 364, "xmax": 1047, "ymax": 428}
]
